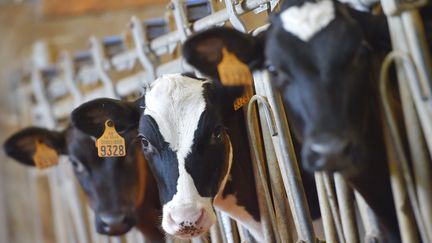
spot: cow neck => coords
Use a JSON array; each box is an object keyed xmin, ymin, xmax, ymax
[
  {"xmin": 214, "ymin": 109, "xmax": 261, "ymax": 222},
  {"xmin": 134, "ymin": 149, "xmax": 164, "ymax": 242},
  {"xmin": 347, "ymin": 53, "xmax": 400, "ymax": 243},
  {"xmin": 214, "ymin": 137, "xmax": 233, "ymax": 200}
]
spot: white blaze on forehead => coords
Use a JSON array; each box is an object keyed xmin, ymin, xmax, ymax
[
  {"xmin": 280, "ymin": 0, "xmax": 335, "ymax": 42},
  {"xmin": 145, "ymin": 74, "xmax": 215, "ymax": 234},
  {"xmin": 144, "ymin": 74, "xmax": 207, "ymax": 159}
]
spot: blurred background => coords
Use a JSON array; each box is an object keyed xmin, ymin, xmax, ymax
[{"xmin": 0, "ymin": 1, "xmax": 167, "ymax": 242}]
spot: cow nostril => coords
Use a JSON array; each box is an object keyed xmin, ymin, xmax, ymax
[
  {"xmin": 99, "ymin": 213, "xmax": 126, "ymax": 226},
  {"xmin": 309, "ymin": 138, "xmax": 349, "ymax": 155}
]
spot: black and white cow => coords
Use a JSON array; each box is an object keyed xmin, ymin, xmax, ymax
[
  {"xmin": 182, "ymin": 0, "xmax": 401, "ymax": 242},
  {"xmin": 78, "ymin": 74, "xmax": 264, "ymax": 240},
  {"xmin": 3, "ymin": 102, "xmax": 164, "ymax": 242}
]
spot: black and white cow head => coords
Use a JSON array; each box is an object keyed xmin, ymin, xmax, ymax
[
  {"xmin": 139, "ymin": 74, "xmax": 243, "ymax": 238},
  {"xmin": 182, "ymin": 0, "xmax": 390, "ymax": 177},
  {"xmin": 3, "ymin": 99, "xmax": 147, "ymax": 236}
]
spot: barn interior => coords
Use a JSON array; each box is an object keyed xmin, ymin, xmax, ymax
[{"xmin": 0, "ymin": 0, "xmax": 431, "ymax": 243}]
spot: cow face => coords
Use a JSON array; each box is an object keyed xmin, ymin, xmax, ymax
[
  {"xmin": 182, "ymin": 1, "xmax": 390, "ymax": 177},
  {"xmin": 4, "ymin": 99, "xmax": 146, "ymax": 236},
  {"xmin": 138, "ymin": 74, "xmax": 243, "ymax": 238}
]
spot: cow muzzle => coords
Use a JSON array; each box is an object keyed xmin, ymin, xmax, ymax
[
  {"xmin": 162, "ymin": 204, "xmax": 216, "ymax": 239},
  {"xmin": 302, "ymin": 133, "xmax": 353, "ymax": 172},
  {"xmin": 96, "ymin": 211, "xmax": 135, "ymax": 236}
]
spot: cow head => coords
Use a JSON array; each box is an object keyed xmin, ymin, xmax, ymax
[
  {"xmin": 182, "ymin": 1, "xmax": 390, "ymax": 177},
  {"xmin": 4, "ymin": 99, "xmax": 147, "ymax": 236},
  {"xmin": 139, "ymin": 74, "xmax": 243, "ymax": 238}
]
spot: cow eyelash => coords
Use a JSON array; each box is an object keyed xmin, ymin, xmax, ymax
[
  {"xmin": 70, "ymin": 158, "xmax": 87, "ymax": 174},
  {"xmin": 138, "ymin": 135, "xmax": 158, "ymax": 153}
]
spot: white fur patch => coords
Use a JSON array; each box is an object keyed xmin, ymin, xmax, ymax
[
  {"xmin": 214, "ymin": 194, "xmax": 263, "ymax": 242},
  {"xmin": 280, "ymin": 0, "xmax": 335, "ymax": 41},
  {"xmin": 144, "ymin": 74, "xmax": 207, "ymax": 159},
  {"xmin": 144, "ymin": 74, "xmax": 214, "ymax": 234}
]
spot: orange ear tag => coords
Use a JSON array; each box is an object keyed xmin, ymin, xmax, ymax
[
  {"xmin": 95, "ymin": 120, "xmax": 126, "ymax": 157},
  {"xmin": 217, "ymin": 47, "xmax": 254, "ymax": 111},
  {"xmin": 33, "ymin": 141, "xmax": 59, "ymax": 169}
]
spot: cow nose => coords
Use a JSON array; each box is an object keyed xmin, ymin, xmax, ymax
[
  {"xmin": 309, "ymin": 134, "xmax": 350, "ymax": 155},
  {"xmin": 169, "ymin": 206, "xmax": 204, "ymax": 225},
  {"xmin": 99, "ymin": 213, "xmax": 126, "ymax": 225}
]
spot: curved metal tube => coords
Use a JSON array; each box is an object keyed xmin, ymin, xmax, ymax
[
  {"xmin": 247, "ymin": 95, "xmax": 281, "ymax": 243},
  {"xmin": 379, "ymin": 50, "xmax": 430, "ymax": 243}
]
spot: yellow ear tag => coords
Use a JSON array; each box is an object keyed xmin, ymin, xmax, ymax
[
  {"xmin": 217, "ymin": 48, "xmax": 253, "ymax": 110},
  {"xmin": 95, "ymin": 120, "xmax": 126, "ymax": 157},
  {"xmin": 33, "ymin": 141, "xmax": 59, "ymax": 169}
]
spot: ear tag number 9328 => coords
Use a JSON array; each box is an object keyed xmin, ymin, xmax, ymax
[{"xmin": 96, "ymin": 120, "xmax": 126, "ymax": 157}]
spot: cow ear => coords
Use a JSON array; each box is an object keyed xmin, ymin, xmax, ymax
[
  {"xmin": 182, "ymin": 27, "xmax": 265, "ymax": 82},
  {"xmin": 71, "ymin": 98, "xmax": 142, "ymax": 138},
  {"xmin": 3, "ymin": 127, "xmax": 66, "ymax": 167},
  {"xmin": 208, "ymin": 84, "xmax": 245, "ymax": 113}
]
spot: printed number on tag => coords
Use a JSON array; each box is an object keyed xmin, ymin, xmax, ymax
[{"xmin": 96, "ymin": 120, "xmax": 126, "ymax": 157}]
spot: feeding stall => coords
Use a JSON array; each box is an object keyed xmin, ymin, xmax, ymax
[{"xmin": 0, "ymin": 0, "xmax": 431, "ymax": 242}]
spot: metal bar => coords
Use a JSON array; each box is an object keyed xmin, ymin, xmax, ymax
[
  {"xmin": 210, "ymin": 220, "xmax": 224, "ymax": 243},
  {"xmin": 322, "ymin": 173, "xmax": 345, "ymax": 243},
  {"xmin": 386, "ymin": 14, "xmax": 432, "ymax": 160},
  {"xmin": 216, "ymin": 211, "xmax": 230, "ymax": 243},
  {"xmin": 252, "ymin": 71, "xmax": 292, "ymax": 242},
  {"xmin": 89, "ymin": 36, "xmax": 117, "ymax": 98},
  {"xmin": 395, "ymin": 54, "xmax": 432, "ymax": 241},
  {"xmin": 255, "ymin": 71, "xmax": 316, "ymax": 242},
  {"xmin": 60, "ymin": 51, "xmax": 83, "ymax": 106},
  {"xmin": 380, "ymin": 51, "xmax": 429, "ymax": 243},
  {"xmin": 150, "ymin": 0, "xmax": 271, "ymax": 51},
  {"xmin": 247, "ymin": 95, "xmax": 282, "ymax": 243},
  {"xmin": 400, "ymin": 10, "xmax": 432, "ymax": 98},
  {"xmin": 130, "ymin": 16, "xmax": 157, "ymax": 81},
  {"xmin": 355, "ymin": 192, "xmax": 382, "ymax": 243},
  {"xmin": 334, "ymin": 174, "xmax": 359, "ymax": 243},
  {"xmin": 315, "ymin": 173, "xmax": 337, "ymax": 243}
]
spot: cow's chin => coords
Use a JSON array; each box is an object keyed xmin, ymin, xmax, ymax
[{"xmin": 161, "ymin": 201, "xmax": 217, "ymax": 239}]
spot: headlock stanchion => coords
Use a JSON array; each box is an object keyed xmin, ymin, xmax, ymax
[
  {"xmin": 380, "ymin": 51, "xmax": 431, "ymax": 243},
  {"xmin": 9, "ymin": 0, "xmax": 432, "ymax": 242}
]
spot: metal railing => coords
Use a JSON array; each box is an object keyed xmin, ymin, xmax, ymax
[{"xmin": 7, "ymin": 0, "xmax": 432, "ymax": 242}]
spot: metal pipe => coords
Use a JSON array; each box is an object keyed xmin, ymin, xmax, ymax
[
  {"xmin": 322, "ymin": 173, "xmax": 345, "ymax": 243},
  {"xmin": 130, "ymin": 16, "xmax": 157, "ymax": 81},
  {"xmin": 257, "ymin": 71, "xmax": 316, "ymax": 242},
  {"xmin": 60, "ymin": 51, "xmax": 83, "ymax": 106},
  {"xmin": 89, "ymin": 36, "xmax": 117, "ymax": 98},
  {"xmin": 247, "ymin": 94, "xmax": 280, "ymax": 243},
  {"xmin": 334, "ymin": 174, "xmax": 359, "ymax": 243},
  {"xmin": 355, "ymin": 192, "xmax": 382, "ymax": 243},
  {"xmin": 253, "ymin": 71, "xmax": 292, "ymax": 242},
  {"xmin": 315, "ymin": 173, "xmax": 337, "ymax": 243},
  {"xmin": 380, "ymin": 50, "xmax": 429, "ymax": 243},
  {"xmin": 150, "ymin": 0, "xmax": 271, "ymax": 50},
  {"xmin": 396, "ymin": 65, "xmax": 432, "ymax": 241}
]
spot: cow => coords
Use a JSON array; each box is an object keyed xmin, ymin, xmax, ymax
[
  {"xmin": 181, "ymin": 0, "xmax": 401, "ymax": 242},
  {"xmin": 3, "ymin": 100, "xmax": 164, "ymax": 242},
  {"xmin": 74, "ymin": 73, "xmax": 265, "ymax": 241}
]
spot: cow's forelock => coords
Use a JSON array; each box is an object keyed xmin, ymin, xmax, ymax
[
  {"xmin": 280, "ymin": 0, "xmax": 335, "ymax": 42},
  {"xmin": 143, "ymin": 74, "xmax": 218, "ymax": 236},
  {"xmin": 144, "ymin": 74, "xmax": 210, "ymax": 200}
]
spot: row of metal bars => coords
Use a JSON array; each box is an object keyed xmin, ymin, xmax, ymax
[{"xmin": 12, "ymin": 0, "xmax": 432, "ymax": 242}]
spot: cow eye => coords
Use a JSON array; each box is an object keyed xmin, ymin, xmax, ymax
[
  {"xmin": 141, "ymin": 137, "xmax": 149, "ymax": 148},
  {"xmin": 70, "ymin": 159, "xmax": 86, "ymax": 174},
  {"xmin": 140, "ymin": 136, "xmax": 157, "ymax": 154},
  {"xmin": 212, "ymin": 126, "xmax": 225, "ymax": 143},
  {"xmin": 266, "ymin": 64, "xmax": 278, "ymax": 76}
]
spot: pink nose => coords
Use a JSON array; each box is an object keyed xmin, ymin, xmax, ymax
[{"xmin": 169, "ymin": 207, "xmax": 205, "ymax": 226}]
